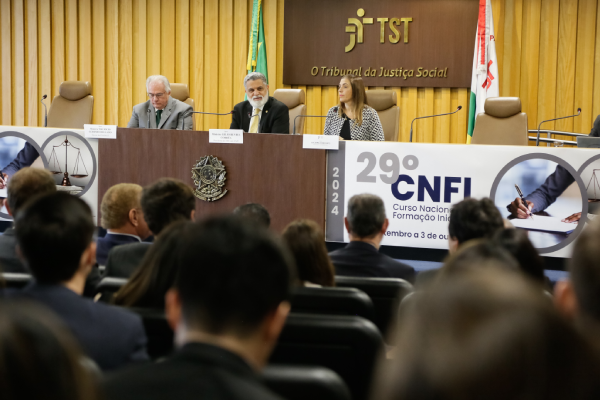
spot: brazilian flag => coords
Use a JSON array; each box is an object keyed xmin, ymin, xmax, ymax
[{"xmin": 246, "ymin": 0, "xmax": 268, "ymax": 82}]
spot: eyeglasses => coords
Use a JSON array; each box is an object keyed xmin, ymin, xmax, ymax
[{"xmin": 148, "ymin": 92, "xmax": 166, "ymax": 99}]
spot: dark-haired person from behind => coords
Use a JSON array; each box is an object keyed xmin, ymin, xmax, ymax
[
  {"xmin": 105, "ymin": 178, "xmax": 196, "ymax": 278},
  {"xmin": 11, "ymin": 192, "xmax": 148, "ymax": 370},
  {"xmin": 103, "ymin": 216, "xmax": 294, "ymax": 400},
  {"xmin": 493, "ymin": 228, "xmax": 547, "ymax": 286},
  {"xmin": 233, "ymin": 202, "xmax": 271, "ymax": 228},
  {"xmin": 0, "ymin": 301, "xmax": 99, "ymax": 400},
  {"xmin": 329, "ymin": 194, "xmax": 414, "ymax": 281},
  {"xmin": 374, "ymin": 268, "xmax": 600, "ymax": 400},
  {"xmin": 282, "ymin": 219, "xmax": 335, "ymax": 287},
  {"xmin": 113, "ymin": 221, "xmax": 191, "ymax": 308},
  {"xmin": 555, "ymin": 217, "xmax": 600, "ymax": 351},
  {"xmin": 0, "ymin": 167, "xmax": 56, "ymax": 273},
  {"xmin": 448, "ymin": 197, "xmax": 504, "ymax": 252}
]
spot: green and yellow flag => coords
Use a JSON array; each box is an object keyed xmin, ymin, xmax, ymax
[{"xmin": 246, "ymin": 0, "xmax": 268, "ymax": 82}]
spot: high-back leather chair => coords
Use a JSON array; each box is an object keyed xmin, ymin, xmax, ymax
[
  {"xmin": 365, "ymin": 90, "xmax": 399, "ymax": 141},
  {"xmin": 272, "ymin": 89, "xmax": 306, "ymax": 134},
  {"xmin": 335, "ymin": 276, "xmax": 413, "ymax": 339},
  {"xmin": 290, "ymin": 286, "xmax": 375, "ymax": 324},
  {"xmin": 270, "ymin": 313, "xmax": 383, "ymax": 400},
  {"xmin": 471, "ymin": 97, "xmax": 528, "ymax": 145},
  {"xmin": 263, "ymin": 365, "xmax": 351, "ymax": 400},
  {"xmin": 170, "ymin": 83, "xmax": 195, "ymax": 130},
  {"xmin": 47, "ymin": 81, "xmax": 94, "ymax": 129}
]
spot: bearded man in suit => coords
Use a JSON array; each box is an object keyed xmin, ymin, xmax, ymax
[{"xmin": 230, "ymin": 72, "xmax": 289, "ymax": 134}]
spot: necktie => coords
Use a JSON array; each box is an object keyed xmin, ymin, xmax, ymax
[
  {"xmin": 249, "ymin": 109, "xmax": 261, "ymax": 133},
  {"xmin": 156, "ymin": 110, "xmax": 162, "ymax": 127}
]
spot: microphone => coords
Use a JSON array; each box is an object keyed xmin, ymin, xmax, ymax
[
  {"xmin": 190, "ymin": 110, "xmax": 234, "ymax": 116},
  {"xmin": 536, "ymin": 108, "xmax": 581, "ymax": 146},
  {"xmin": 410, "ymin": 106, "xmax": 462, "ymax": 142},
  {"xmin": 147, "ymin": 109, "xmax": 151, "ymax": 128},
  {"xmin": 293, "ymin": 115, "xmax": 329, "ymax": 135},
  {"xmin": 40, "ymin": 95, "xmax": 48, "ymax": 127}
]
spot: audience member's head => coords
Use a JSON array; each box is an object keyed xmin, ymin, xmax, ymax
[
  {"xmin": 100, "ymin": 183, "xmax": 150, "ymax": 240},
  {"xmin": 345, "ymin": 194, "xmax": 388, "ymax": 243},
  {"xmin": 4, "ymin": 167, "xmax": 56, "ymax": 217},
  {"xmin": 374, "ymin": 268, "xmax": 600, "ymax": 400},
  {"xmin": 165, "ymin": 215, "xmax": 294, "ymax": 369},
  {"xmin": 0, "ymin": 300, "xmax": 98, "ymax": 400},
  {"xmin": 447, "ymin": 197, "xmax": 504, "ymax": 252},
  {"xmin": 442, "ymin": 239, "xmax": 519, "ymax": 275},
  {"xmin": 113, "ymin": 221, "xmax": 192, "ymax": 308},
  {"xmin": 493, "ymin": 228, "xmax": 546, "ymax": 284},
  {"xmin": 140, "ymin": 178, "xmax": 196, "ymax": 236},
  {"xmin": 15, "ymin": 192, "xmax": 95, "ymax": 287},
  {"xmin": 233, "ymin": 203, "xmax": 271, "ymax": 228},
  {"xmin": 556, "ymin": 218, "xmax": 600, "ymax": 347},
  {"xmin": 282, "ymin": 219, "xmax": 335, "ymax": 287}
]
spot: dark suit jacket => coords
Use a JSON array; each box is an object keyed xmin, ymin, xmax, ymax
[
  {"xmin": 102, "ymin": 342, "xmax": 284, "ymax": 400},
  {"xmin": 97, "ymin": 234, "xmax": 141, "ymax": 266},
  {"xmin": 1, "ymin": 142, "xmax": 39, "ymax": 176},
  {"xmin": 524, "ymin": 165, "xmax": 575, "ymax": 213},
  {"xmin": 230, "ymin": 97, "xmax": 290, "ymax": 134},
  {"xmin": 105, "ymin": 242, "xmax": 152, "ymax": 278},
  {"xmin": 329, "ymin": 241, "xmax": 415, "ymax": 282},
  {"xmin": 590, "ymin": 115, "xmax": 600, "ymax": 137},
  {"xmin": 13, "ymin": 283, "xmax": 148, "ymax": 370},
  {"xmin": 0, "ymin": 227, "xmax": 27, "ymax": 273}
]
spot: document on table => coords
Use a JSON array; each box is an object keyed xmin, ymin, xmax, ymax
[{"xmin": 510, "ymin": 215, "xmax": 577, "ymax": 233}]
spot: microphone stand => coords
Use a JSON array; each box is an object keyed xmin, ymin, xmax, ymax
[
  {"xmin": 293, "ymin": 115, "xmax": 328, "ymax": 135},
  {"xmin": 410, "ymin": 106, "xmax": 462, "ymax": 143},
  {"xmin": 40, "ymin": 95, "xmax": 48, "ymax": 127},
  {"xmin": 536, "ymin": 108, "xmax": 581, "ymax": 146}
]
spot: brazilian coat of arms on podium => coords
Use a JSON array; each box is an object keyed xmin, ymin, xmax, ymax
[{"xmin": 192, "ymin": 156, "xmax": 228, "ymax": 201}]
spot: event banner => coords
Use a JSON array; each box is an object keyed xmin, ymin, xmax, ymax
[
  {"xmin": 0, "ymin": 127, "xmax": 98, "ymax": 222},
  {"xmin": 284, "ymin": 0, "xmax": 478, "ymax": 87},
  {"xmin": 326, "ymin": 141, "xmax": 600, "ymax": 258}
]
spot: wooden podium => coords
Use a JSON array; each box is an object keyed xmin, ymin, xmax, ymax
[{"xmin": 98, "ymin": 129, "xmax": 327, "ymax": 232}]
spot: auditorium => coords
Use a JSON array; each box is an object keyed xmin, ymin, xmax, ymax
[{"xmin": 2, "ymin": 0, "xmax": 600, "ymax": 399}]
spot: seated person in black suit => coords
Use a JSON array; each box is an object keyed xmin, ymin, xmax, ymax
[
  {"xmin": 0, "ymin": 168, "xmax": 56, "ymax": 273},
  {"xmin": 97, "ymin": 183, "xmax": 151, "ymax": 265},
  {"xmin": 329, "ymin": 194, "xmax": 415, "ymax": 281},
  {"xmin": 230, "ymin": 72, "xmax": 289, "ymax": 134},
  {"xmin": 11, "ymin": 192, "xmax": 149, "ymax": 370},
  {"xmin": 103, "ymin": 216, "xmax": 294, "ymax": 400},
  {"xmin": 233, "ymin": 202, "xmax": 271, "ymax": 228},
  {"xmin": 105, "ymin": 178, "xmax": 196, "ymax": 278},
  {"xmin": 555, "ymin": 217, "xmax": 600, "ymax": 351},
  {"xmin": 0, "ymin": 301, "xmax": 100, "ymax": 400}
]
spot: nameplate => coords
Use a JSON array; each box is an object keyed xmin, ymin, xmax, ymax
[
  {"xmin": 303, "ymin": 134, "xmax": 339, "ymax": 150},
  {"xmin": 209, "ymin": 129, "xmax": 244, "ymax": 144},
  {"xmin": 84, "ymin": 124, "xmax": 117, "ymax": 139}
]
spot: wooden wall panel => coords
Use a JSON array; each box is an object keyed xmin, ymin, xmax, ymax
[{"xmin": 4, "ymin": 0, "xmax": 600, "ymax": 144}]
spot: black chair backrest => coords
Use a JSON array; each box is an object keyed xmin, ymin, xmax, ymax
[
  {"xmin": 263, "ymin": 365, "xmax": 351, "ymax": 400},
  {"xmin": 95, "ymin": 276, "xmax": 127, "ymax": 303},
  {"xmin": 334, "ymin": 276, "xmax": 413, "ymax": 338},
  {"xmin": 291, "ymin": 286, "xmax": 375, "ymax": 323},
  {"xmin": 127, "ymin": 307, "xmax": 174, "ymax": 360},
  {"xmin": 270, "ymin": 313, "xmax": 384, "ymax": 400},
  {"xmin": 1, "ymin": 273, "xmax": 32, "ymax": 289}
]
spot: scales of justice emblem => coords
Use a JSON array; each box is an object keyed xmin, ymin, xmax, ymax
[{"xmin": 192, "ymin": 156, "xmax": 228, "ymax": 201}]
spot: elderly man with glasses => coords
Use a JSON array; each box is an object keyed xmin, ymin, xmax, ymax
[{"xmin": 127, "ymin": 75, "xmax": 193, "ymax": 130}]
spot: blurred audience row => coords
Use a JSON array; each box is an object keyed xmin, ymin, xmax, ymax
[{"xmin": 1, "ymin": 167, "xmax": 600, "ymax": 399}]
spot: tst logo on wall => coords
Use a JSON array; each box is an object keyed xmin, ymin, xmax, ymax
[{"xmin": 345, "ymin": 8, "xmax": 413, "ymax": 52}]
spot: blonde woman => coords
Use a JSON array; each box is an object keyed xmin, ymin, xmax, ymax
[{"xmin": 323, "ymin": 74, "xmax": 385, "ymax": 141}]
